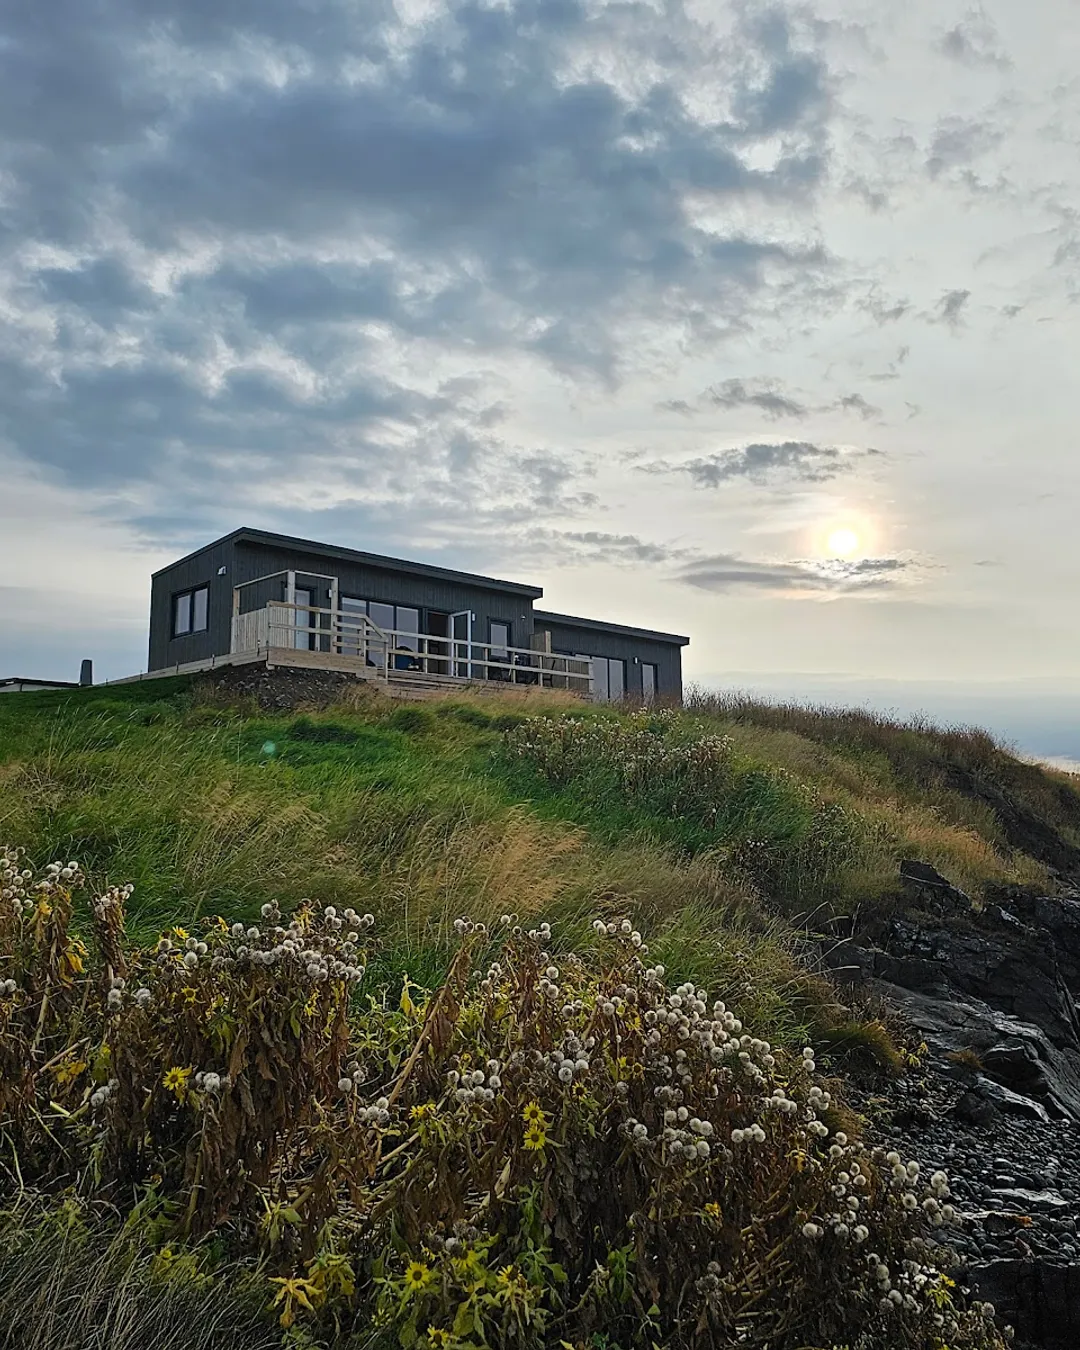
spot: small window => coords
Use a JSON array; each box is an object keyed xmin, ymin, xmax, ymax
[
  {"xmin": 172, "ymin": 585, "xmax": 209, "ymax": 637},
  {"xmin": 642, "ymin": 663, "xmax": 658, "ymax": 702},
  {"xmin": 490, "ymin": 621, "xmax": 510, "ymax": 656}
]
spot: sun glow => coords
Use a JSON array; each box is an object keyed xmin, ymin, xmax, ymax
[{"xmin": 826, "ymin": 528, "xmax": 860, "ymax": 558}]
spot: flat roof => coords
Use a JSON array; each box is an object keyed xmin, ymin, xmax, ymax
[
  {"xmin": 154, "ymin": 527, "xmax": 545, "ymax": 599},
  {"xmin": 534, "ymin": 609, "xmax": 689, "ymax": 647},
  {"xmin": 0, "ymin": 677, "xmax": 80, "ymax": 689}
]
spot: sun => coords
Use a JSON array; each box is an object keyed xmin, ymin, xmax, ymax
[{"xmin": 827, "ymin": 527, "xmax": 860, "ymax": 558}]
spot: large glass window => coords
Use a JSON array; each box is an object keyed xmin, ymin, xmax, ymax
[
  {"xmin": 396, "ymin": 607, "xmax": 420, "ymax": 652},
  {"xmin": 367, "ymin": 601, "xmax": 395, "ymax": 632},
  {"xmin": 340, "ymin": 599, "xmax": 421, "ymax": 666},
  {"xmin": 642, "ymin": 663, "xmax": 658, "ymax": 702},
  {"xmin": 172, "ymin": 585, "xmax": 209, "ymax": 637}
]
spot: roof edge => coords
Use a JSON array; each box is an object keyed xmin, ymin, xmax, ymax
[
  {"xmin": 153, "ymin": 527, "xmax": 545, "ymax": 598},
  {"xmin": 534, "ymin": 609, "xmax": 689, "ymax": 646}
]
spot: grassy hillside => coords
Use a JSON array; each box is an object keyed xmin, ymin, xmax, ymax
[
  {"xmin": 4, "ymin": 672, "xmax": 1069, "ymax": 1349},
  {"xmin": 2, "ymin": 672, "xmax": 1078, "ymax": 1057}
]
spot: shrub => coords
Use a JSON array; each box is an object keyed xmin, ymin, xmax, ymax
[
  {"xmin": 0, "ymin": 846, "xmax": 1003, "ymax": 1350},
  {"xmin": 502, "ymin": 713, "xmax": 865, "ymax": 910}
]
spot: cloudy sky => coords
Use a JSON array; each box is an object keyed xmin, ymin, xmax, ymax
[{"xmin": 2, "ymin": 0, "xmax": 1078, "ymax": 751}]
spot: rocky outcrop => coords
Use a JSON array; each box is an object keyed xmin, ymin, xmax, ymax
[{"xmin": 826, "ymin": 865, "xmax": 1080, "ymax": 1350}]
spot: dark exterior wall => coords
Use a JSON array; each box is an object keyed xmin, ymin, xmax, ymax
[
  {"xmin": 148, "ymin": 536, "xmax": 239, "ymax": 672},
  {"xmin": 149, "ymin": 535, "xmax": 538, "ymax": 671},
  {"xmin": 535, "ymin": 619, "xmax": 685, "ymax": 701},
  {"xmin": 232, "ymin": 541, "xmax": 536, "ymax": 644}
]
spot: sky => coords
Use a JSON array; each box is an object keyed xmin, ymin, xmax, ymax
[{"xmin": 1, "ymin": 0, "xmax": 1078, "ymax": 756}]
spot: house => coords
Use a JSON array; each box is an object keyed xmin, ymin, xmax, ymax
[
  {"xmin": 0, "ymin": 662, "xmax": 94, "ymax": 694},
  {"xmin": 147, "ymin": 527, "xmax": 689, "ymax": 702},
  {"xmin": 0, "ymin": 676, "xmax": 81, "ymax": 693}
]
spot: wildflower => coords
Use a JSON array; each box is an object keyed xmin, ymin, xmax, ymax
[
  {"xmin": 522, "ymin": 1101, "xmax": 547, "ymax": 1127},
  {"xmin": 523, "ymin": 1123, "xmax": 548, "ymax": 1151},
  {"xmin": 162, "ymin": 1065, "xmax": 193, "ymax": 1097},
  {"xmin": 802, "ymin": 1222, "xmax": 823, "ymax": 1239},
  {"xmin": 427, "ymin": 1329, "xmax": 453, "ymax": 1348},
  {"xmin": 403, "ymin": 1261, "xmax": 434, "ymax": 1294},
  {"xmin": 411, "ymin": 1102, "xmax": 437, "ymax": 1122}
]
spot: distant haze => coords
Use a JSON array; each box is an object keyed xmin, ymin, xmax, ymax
[{"xmin": 697, "ymin": 673, "xmax": 1080, "ymax": 770}]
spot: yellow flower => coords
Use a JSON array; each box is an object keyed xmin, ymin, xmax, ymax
[
  {"xmin": 522, "ymin": 1101, "xmax": 548, "ymax": 1128},
  {"xmin": 181, "ymin": 986, "xmax": 199, "ymax": 1006},
  {"xmin": 703, "ymin": 1201, "xmax": 722, "ymax": 1222},
  {"xmin": 52, "ymin": 1057, "xmax": 87, "ymax": 1087},
  {"xmin": 523, "ymin": 1124, "xmax": 547, "ymax": 1151},
  {"xmin": 172, "ymin": 927, "xmax": 189, "ymax": 940},
  {"xmin": 162, "ymin": 1066, "xmax": 192, "ymax": 1097},
  {"xmin": 411, "ymin": 1102, "xmax": 437, "ymax": 1122},
  {"xmin": 427, "ymin": 1329, "xmax": 453, "ymax": 1348},
  {"xmin": 403, "ymin": 1261, "xmax": 434, "ymax": 1294}
]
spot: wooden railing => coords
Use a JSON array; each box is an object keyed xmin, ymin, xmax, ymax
[{"xmin": 231, "ymin": 602, "xmax": 593, "ymax": 693}]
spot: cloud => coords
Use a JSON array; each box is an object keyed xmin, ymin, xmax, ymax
[
  {"xmin": 659, "ymin": 379, "xmax": 880, "ymax": 421},
  {"xmin": 645, "ymin": 440, "xmax": 880, "ymax": 487},
  {"xmin": 834, "ymin": 392, "xmax": 880, "ymax": 420},
  {"xmin": 939, "ymin": 13, "xmax": 1011, "ymax": 69},
  {"xmin": 926, "ymin": 115, "xmax": 1005, "ymax": 181},
  {"xmin": 702, "ymin": 377, "xmax": 809, "ymax": 418},
  {"xmin": 521, "ymin": 529, "xmax": 688, "ymax": 568},
  {"xmin": 0, "ymin": 0, "xmax": 839, "ymax": 545},
  {"xmin": 859, "ymin": 288, "xmax": 910, "ymax": 325},
  {"xmin": 931, "ymin": 288, "xmax": 972, "ymax": 329},
  {"xmin": 677, "ymin": 553, "xmax": 913, "ymax": 594}
]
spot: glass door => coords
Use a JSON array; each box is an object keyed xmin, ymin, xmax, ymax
[
  {"xmin": 293, "ymin": 587, "xmax": 313, "ymax": 649},
  {"xmin": 450, "ymin": 610, "xmax": 473, "ymax": 678}
]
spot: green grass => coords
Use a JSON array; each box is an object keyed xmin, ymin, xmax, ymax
[{"xmin": 1, "ymin": 673, "xmax": 1075, "ymax": 1055}]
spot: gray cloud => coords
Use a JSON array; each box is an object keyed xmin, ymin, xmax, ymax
[
  {"xmin": 677, "ymin": 553, "xmax": 912, "ymax": 594},
  {"xmin": 645, "ymin": 440, "xmax": 880, "ymax": 487},
  {"xmin": 939, "ymin": 13, "xmax": 1011, "ymax": 69},
  {"xmin": 660, "ymin": 378, "xmax": 881, "ymax": 421},
  {"xmin": 703, "ymin": 377, "xmax": 809, "ymax": 418},
  {"xmin": 835, "ymin": 392, "xmax": 881, "ymax": 420},
  {"xmin": 522, "ymin": 529, "xmax": 687, "ymax": 567},
  {"xmin": 859, "ymin": 288, "xmax": 910, "ymax": 325},
  {"xmin": 926, "ymin": 115, "xmax": 1005, "ymax": 181},
  {"xmin": 932, "ymin": 288, "xmax": 972, "ymax": 328},
  {"xmin": 0, "ymin": 0, "xmax": 839, "ymax": 543}
]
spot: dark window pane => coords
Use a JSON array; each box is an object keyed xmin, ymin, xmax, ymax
[
  {"xmin": 369, "ymin": 602, "xmax": 395, "ymax": 632},
  {"xmin": 608, "ymin": 659, "xmax": 625, "ymax": 700},
  {"xmin": 341, "ymin": 596, "xmax": 367, "ymax": 614},
  {"xmin": 173, "ymin": 592, "xmax": 191, "ymax": 636},
  {"xmin": 192, "ymin": 587, "xmax": 209, "ymax": 632}
]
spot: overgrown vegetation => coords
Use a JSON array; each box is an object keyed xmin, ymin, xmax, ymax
[
  {"xmin": 1, "ymin": 848, "xmax": 1002, "ymax": 1350},
  {"xmin": 2, "ymin": 675, "xmax": 1076, "ymax": 1346}
]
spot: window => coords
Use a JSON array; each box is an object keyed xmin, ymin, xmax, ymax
[
  {"xmin": 591, "ymin": 656, "xmax": 626, "ymax": 702},
  {"xmin": 340, "ymin": 599, "xmax": 422, "ymax": 668},
  {"xmin": 172, "ymin": 585, "xmax": 209, "ymax": 637},
  {"xmin": 642, "ymin": 663, "xmax": 658, "ymax": 702},
  {"xmin": 489, "ymin": 621, "xmax": 510, "ymax": 656}
]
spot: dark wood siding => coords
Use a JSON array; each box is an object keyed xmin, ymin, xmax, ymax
[
  {"xmin": 232, "ymin": 542, "xmax": 537, "ymax": 645},
  {"xmin": 535, "ymin": 620, "xmax": 684, "ymax": 701},
  {"xmin": 148, "ymin": 537, "xmax": 239, "ymax": 671}
]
